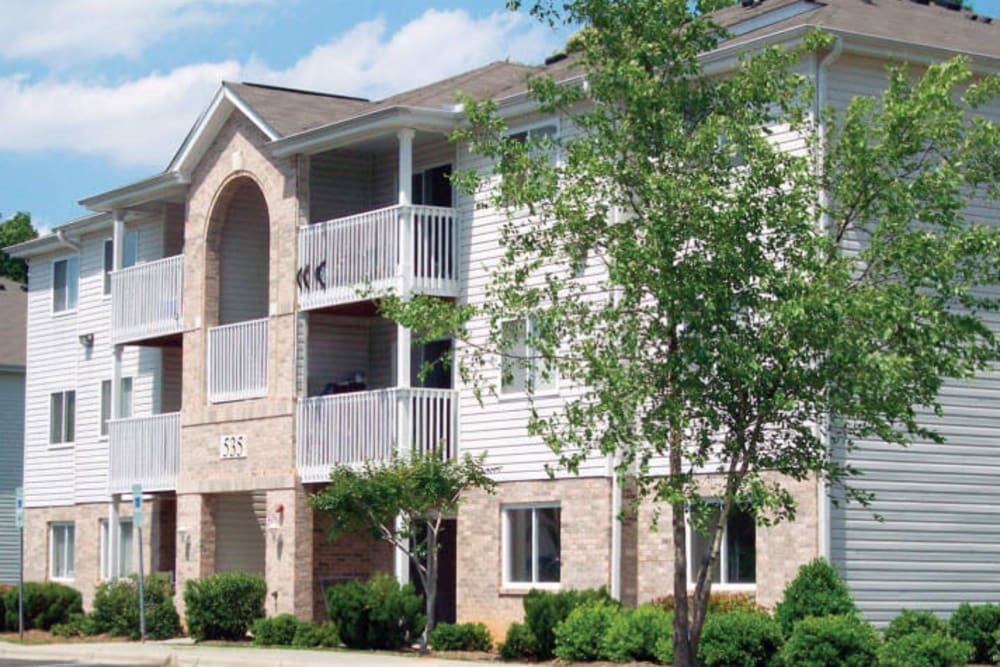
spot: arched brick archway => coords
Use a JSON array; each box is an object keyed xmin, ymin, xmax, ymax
[{"xmin": 204, "ymin": 176, "xmax": 271, "ymax": 327}]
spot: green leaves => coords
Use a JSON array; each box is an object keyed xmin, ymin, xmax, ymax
[{"xmin": 0, "ymin": 211, "xmax": 37, "ymax": 283}]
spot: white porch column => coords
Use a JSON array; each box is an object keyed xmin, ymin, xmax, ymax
[
  {"xmin": 110, "ymin": 210, "xmax": 125, "ymax": 578},
  {"xmin": 395, "ymin": 129, "xmax": 416, "ymax": 586}
]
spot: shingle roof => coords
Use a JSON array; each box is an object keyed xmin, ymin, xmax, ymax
[
  {"xmin": 226, "ymin": 82, "xmax": 373, "ymax": 137},
  {"xmin": 0, "ymin": 278, "xmax": 27, "ymax": 368},
  {"xmin": 378, "ymin": 61, "xmax": 544, "ymax": 108},
  {"xmin": 713, "ymin": 0, "xmax": 1000, "ymax": 58}
]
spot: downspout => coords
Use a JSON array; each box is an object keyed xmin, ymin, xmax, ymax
[
  {"xmin": 55, "ymin": 230, "xmax": 81, "ymax": 252},
  {"xmin": 610, "ymin": 454, "xmax": 622, "ymax": 600},
  {"xmin": 814, "ymin": 36, "xmax": 842, "ymax": 563}
]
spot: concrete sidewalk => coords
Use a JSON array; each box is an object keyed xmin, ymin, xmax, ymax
[{"xmin": 0, "ymin": 640, "xmax": 510, "ymax": 667}]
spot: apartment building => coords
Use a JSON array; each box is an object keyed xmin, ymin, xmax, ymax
[
  {"xmin": 0, "ymin": 277, "xmax": 27, "ymax": 583},
  {"xmin": 6, "ymin": 0, "xmax": 1000, "ymax": 634}
]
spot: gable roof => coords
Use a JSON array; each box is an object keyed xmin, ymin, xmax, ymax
[
  {"xmin": 713, "ymin": 0, "xmax": 1000, "ymax": 59},
  {"xmin": 0, "ymin": 278, "xmax": 27, "ymax": 370},
  {"xmin": 225, "ymin": 83, "xmax": 372, "ymax": 137}
]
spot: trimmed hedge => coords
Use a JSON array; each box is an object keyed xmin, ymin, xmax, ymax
[
  {"xmin": 655, "ymin": 591, "xmax": 764, "ymax": 617},
  {"xmin": 878, "ymin": 631, "xmax": 972, "ymax": 667},
  {"xmin": 499, "ymin": 622, "xmax": 537, "ymax": 660},
  {"xmin": 184, "ymin": 572, "xmax": 266, "ymax": 641},
  {"xmin": 428, "ymin": 622, "xmax": 492, "ymax": 652},
  {"xmin": 601, "ymin": 604, "xmax": 673, "ymax": 663},
  {"xmin": 884, "ymin": 609, "xmax": 949, "ymax": 643},
  {"xmin": 697, "ymin": 610, "xmax": 783, "ymax": 667},
  {"xmin": 291, "ymin": 621, "xmax": 340, "ymax": 648},
  {"xmin": 553, "ymin": 599, "xmax": 620, "ymax": 662},
  {"xmin": 251, "ymin": 613, "xmax": 301, "ymax": 646},
  {"xmin": 948, "ymin": 602, "xmax": 1000, "ymax": 663},
  {"xmin": 780, "ymin": 614, "xmax": 879, "ymax": 667},
  {"xmin": 523, "ymin": 587, "xmax": 613, "ymax": 660},
  {"xmin": 2, "ymin": 582, "xmax": 82, "ymax": 631},
  {"xmin": 91, "ymin": 574, "xmax": 180, "ymax": 640},
  {"xmin": 326, "ymin": 574, "xmax": 424, "ymax": 650},
  {"xmin": 774, "ymin": 558, "xmax": 856, "ymax": 637}
]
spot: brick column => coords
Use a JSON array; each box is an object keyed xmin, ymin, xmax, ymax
[
  {"xmin": 264, "ymin": 487, "xmax": 313, "ymax": 620},
  {"xmin": 174, "ymin": 493, "xmax": 215, "ymax": 621}
]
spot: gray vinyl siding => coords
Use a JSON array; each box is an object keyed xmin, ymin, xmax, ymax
[
  {"xmin": 309, "ymin": 152, "xmax": 373, "ymax": 223},
  {"xmin": 214, "ymin": 493, "xmax": 265, "ymax": 574},
  {"xmin": 0, "ymin": 371, "xmax": 24, "ymax": 582},
  {"xmin": 306, "ymin": 314, "xmax": 397, "ymax": 395},
  {"xmin": 827, "ymin": 53, "xmax": 1000, "ymax": 624}
]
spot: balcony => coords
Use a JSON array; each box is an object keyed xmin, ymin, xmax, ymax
[
  {"xmin": 207, "ymin": 317, "xmax": 269, "ymax": 403},
  {"xmin": 110, "ymin": 254, "xmax": 184, "ymax": 345},
  {"xmin": 296, "ymin": 387, "xmax": 457, "ymax": 483},
  {"xmin": 297, "ymin": 204, "xmax": 458, "ymax": 310},
  {"xmin": 108, "ymin": 413, "xmax": 181, "ymax": 494}
]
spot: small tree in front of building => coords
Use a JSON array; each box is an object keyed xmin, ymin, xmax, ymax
[{"xmin": 308, "ymin": 451, "xmax": 495, "ymax": 653}]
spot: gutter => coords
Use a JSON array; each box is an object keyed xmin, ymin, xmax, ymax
[
  {"xmin": 814, "ymin": 35, "xmax": 842, "ymax": 563},
  {"xmin": 80, "ymin": 171, "xmax": 188, "ymax": 213},
  {"xmin": 55, "ymin": 229, "xmax": 81, "ymax": 252}
]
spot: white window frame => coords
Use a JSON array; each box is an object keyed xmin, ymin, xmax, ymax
[
  {"xmin": 100, "ymin": 377, "xmax": 133, "ymax": 437},
  {"xmin": 685, "ymin": 500, "xmax": 756, "ymax": 592},
  {"xmin": 49, "ymin": 522, "xmax": 75, "ymax": 581},
  {"xmin": 501, "ymin": 502, "xmax": 562, "ymax": 589},
  {"xmin": 49, "ymin": 390, "xmax": 76, "ymax": 447},
  {"xmin": 498, "ymin": 318, "xmax": 559, "ymax": 399},
  {"xmin": 100, "ymin": 518, "xmax": 134, "ymax": 581},
  {"xmin": 51, "ymin": 255, "xmax": 80, "ymax": 315},
  {"xmin": 505, "ymin": 118, "xmax": 561, "ymax": 148},
  {"xmin": 103, "ymin": 232, "xmax": 139, "ymax": 296}
]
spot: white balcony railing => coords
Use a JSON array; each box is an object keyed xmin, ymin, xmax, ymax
[
  {"xmin": 110, "ymin": 254, "xmax": 184, "ymax": 344},
  {"xmin": 296, "ymin": 387, "xmax": 457, "ymax": 482},
  {"xmin": 207, "ymin": 318, "xmax": 268, "ymax": 402},
  {"xmin": 297, "ymin": 204, "xmax": 458, "ymax": 310},
  {"xmin": 108, "ymin": 413, "xmax": 180, "ymax": 494}
]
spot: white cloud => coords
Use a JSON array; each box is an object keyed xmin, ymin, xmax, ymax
[
  {"xmin": 0, "ymin": 9, "xmax": 562, "ymax": 169},
  {"xmin": 0, "ymin": 0, "xmax": 270, "ymax": 65}
]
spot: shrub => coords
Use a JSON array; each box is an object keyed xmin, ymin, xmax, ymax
[
  {"xmin": 948, "ymin": 602, "xmax": 1000, "ymax": 663},
  {"xmin": 878, "ymin": 631, "xmax": 972, "ymax": 667},
  {"xmin": 653, "ymin": 634, "xmax": 675, "ymax": 665},
  {"xmin": 184, "ymin": 572, "xmax": 266, "ymax": 641},
  {"xmin": 523, "ymin": 587, "xmax": 613, "ymax": 659},
  {"xmin": 2, "ymin": 582, "xmax": 82, "ymax": 631},
  {"xmin": 429, "ymin": 622, "xmax": 493, "ymax": 652},
  {"xmin": 291, "ymin": 621, "xmax": 340, "ymax": 648},
  {"xmin": 251, "ymin": 613, "xmax": 302, "ymax": 646},
  {"xmin": 91, "ymin": 574, "xmax": 180, "ymax": 640},
  {"xmin": 499, "ymin": 622, "xmax": 537, "ymax": 660},
  {"xmin": 553, "ymin": 599, "xmax": 621, "ymax": 662},
  {"xmin": 50, "ymin": 612, "xmax": 99, "ymax": 638},
  {"xmin": 698, "ymin": 610, "xmax": 784, "ymax": 667},
  {"xmin": 884, "ymin": 609, "xmax": 948, "ymax": 643},
  {"xmin": 780, "ymin": 614, "xmax": 880, "ymax": 667},
  {"xmin": 602, "ymin": 604, "xmax": 673, "ymax": 663},
  {"xmin": 774, "ymin": 558, "xmax": 857, "ymax": 637},
  {"xmin": 655, "ymin": 591, "xmax": 765, "ymax": 616},
  {"xmin": 325, "ymin": 574, "xmax": 424, "ymax": 650}
]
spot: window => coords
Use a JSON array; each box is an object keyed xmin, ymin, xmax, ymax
[
  {"xmin": 49, "ymin": 523, "xmax": 75, "ymax": 579},
  {"xmin": 103, "ymin": 232, "xmax": 138, "ymax": 295},
  {"xmin": 49, "ymin": 390, "xmax": 76, "ymax": 444},
  {"xmin": 501, "ymin": 318, "xmax": 556, "ymax": 395},
  {"xmin": 52, "ymin": 256, "xmax": 79, "ymax": 312},
  {"xmin": 100, "ymin": 377, "xmax": 133, "ymax": 436},
  {"xmin": 100, "ymin": 519, "xmax": 134, "ymax": 580},
  {"xmin": 508, "ymin": 123, "xmax": 558, "ymax": 147},
  {"xmin": 688, "ymin": 501, "xmax": 756, "ymax": 586},
  {"xmin": 503, "ymin": 504, "xmax": 561, "ymax": 586}
]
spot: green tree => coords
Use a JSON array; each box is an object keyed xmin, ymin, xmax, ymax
[
  {"xmin": 308, "ymin": 452, "xmax": 495, "ymax": 653},
  {"xmin": 0, "ymin": 212, "xmax": 37, "ymax": 283},
  {"xmin": 383, "ymin": 1, "xmax": 1000, "ymax": 665}
]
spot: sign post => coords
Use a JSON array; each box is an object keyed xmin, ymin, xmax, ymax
[
  {"xmin": 132, "ymin": 484, "xmax": 146, "ymax": 642},
  {"xmin": 15, "ymin": 487, "xmax": 23, "ymax": 641}
]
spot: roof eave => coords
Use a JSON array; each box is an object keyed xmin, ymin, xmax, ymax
[
  {"xmin": 79, "ymin": 171, "xmax": 189, "ymax": 213},
  {"xmin": 270, "ymin": 106, "xmax": 459, "ymax": 158},
  {"xmin": 5, "ymin": 212, "xmax": 112, "ymax": 259}
]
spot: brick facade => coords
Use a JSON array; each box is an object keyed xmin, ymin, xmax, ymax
[{"xmin": 456, "ymin": 477, "xmax": 614, "ymax": 638}]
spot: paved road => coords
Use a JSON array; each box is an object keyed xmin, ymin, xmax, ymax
[{"xmin": 0, "ymin": 662, "xmax": 148, "ymax": 667}]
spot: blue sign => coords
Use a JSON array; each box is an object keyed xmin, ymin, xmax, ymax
[{"xmin": 132, "ymin": 484, "xmax": 142, "ymax": 509}]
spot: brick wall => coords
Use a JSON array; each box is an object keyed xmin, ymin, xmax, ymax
[
  {"xmin": 456, "ymin": 477, "xmax": 613, "ymax": 639},
  {"xmin": 635, "ymin": 472, "xmax": 820, "ymax": 608}
]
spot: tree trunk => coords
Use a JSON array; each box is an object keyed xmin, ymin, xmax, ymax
[
  {"xmin": 421, "ymin": 522, "xmax": 438, "ymax": 654},
  {"xmin": 669, "ymin": 427, "xmax": 694, "ymax": 667}
]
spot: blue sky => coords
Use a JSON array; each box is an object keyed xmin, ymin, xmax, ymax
[{"xmin": 1, "ymin": 0, "xmax": 999, "ymax": 233}]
